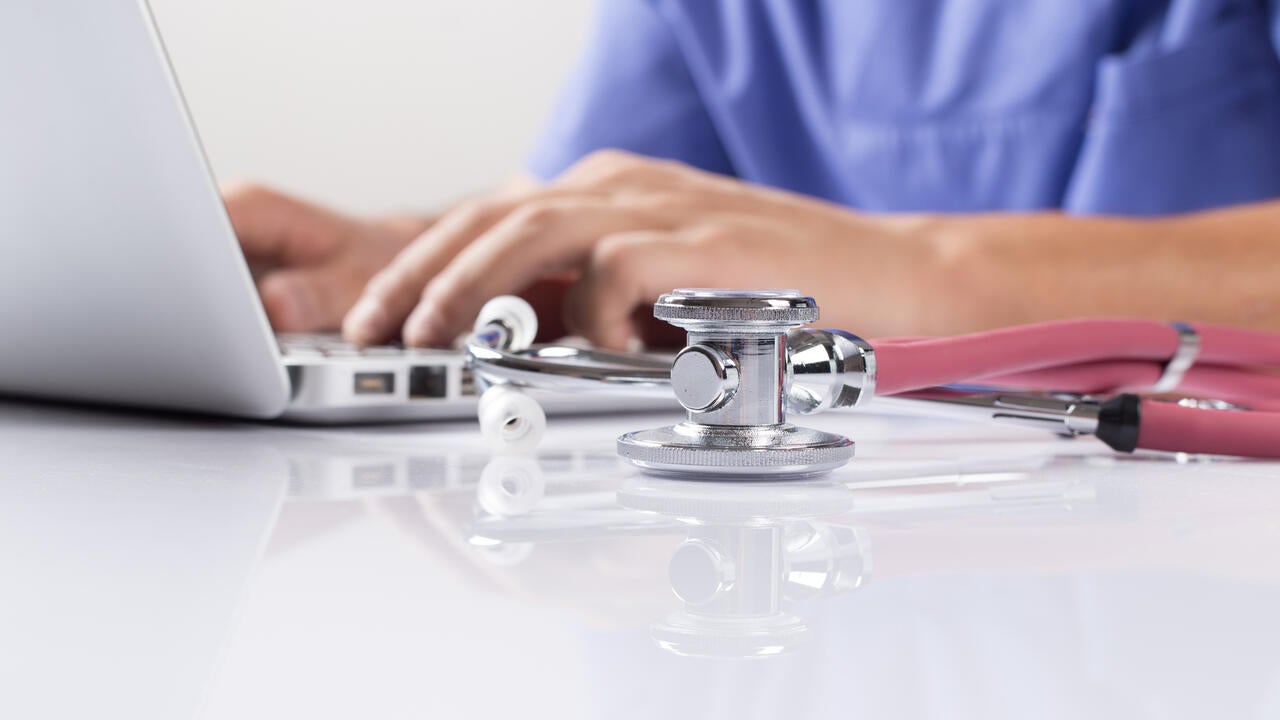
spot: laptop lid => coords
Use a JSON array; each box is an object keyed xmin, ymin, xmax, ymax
[{"xmin": 0, "ymin": 0, "xmax": 290, "ymax": 418}]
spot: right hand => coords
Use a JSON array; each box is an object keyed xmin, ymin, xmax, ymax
[{"xmin": 222, "ymin": 182, "xmax": 431, "ymax": 333}]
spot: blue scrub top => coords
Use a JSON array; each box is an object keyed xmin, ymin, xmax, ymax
[{"xmin": 528, "ymin": 0, "xmax": 1280, "ymax": 216}]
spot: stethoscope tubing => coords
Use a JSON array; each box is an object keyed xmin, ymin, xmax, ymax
[
  {"xmin": 867, "ymin": 319, "xmax": 1280, "ymax": 457},
  {"xmin": 983, "ymin": 361, "xmax": 1280, "ymax": 412},
  {"xmin": 871, "ymin": 318, "xmax": 1280, "ymax": 395},
  {"xmin": 1139, "ymin": 400, "xmax": 1280, "ymax": 458}
]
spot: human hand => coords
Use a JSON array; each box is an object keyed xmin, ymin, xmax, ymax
[
  {"xmin": 342, "ymin": 150, "xmax": 936, "ymax": 350},
  {"xmin": 222, "ymin": 183, "xmax": 431, "ymax": 332}
]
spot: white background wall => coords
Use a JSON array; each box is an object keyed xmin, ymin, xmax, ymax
[{"xmin": 148, "ymin": 0, "xmax": 595, "ymax": 215}]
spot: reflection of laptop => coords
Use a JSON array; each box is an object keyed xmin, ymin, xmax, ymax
[{"xmin": 0, "ymin": 0, "xmax": 670, "ymax": 423}]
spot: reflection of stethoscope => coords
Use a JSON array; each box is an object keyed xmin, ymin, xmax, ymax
[
  {"xmin": 620, "ymin": 477, "xmax": 865, "ymax": 658},
  {"xmin": 467, "ymin": 456, "xmax": 1099, "ymax": 658},
  {"xmin": 468, "ymin": 460, "xmax": 868, "ymax": 658},
  {"xmin": 467, "ymin": 289, "xmax": 1280, "ymax": 478}
]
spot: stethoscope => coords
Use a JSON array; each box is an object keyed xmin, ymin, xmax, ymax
[{"xmin": 466, "ymin": 289, "xmax": 1280, "ymax": 479}]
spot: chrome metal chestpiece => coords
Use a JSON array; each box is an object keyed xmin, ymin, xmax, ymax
[{"xmin": 617, "ymin": 290, "xmax": 874, "ymax": 479}]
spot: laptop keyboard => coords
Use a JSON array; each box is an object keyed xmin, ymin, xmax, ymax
[{"xmin": 277, "ymin": 333, "xmax": 453, "ymax": 359}]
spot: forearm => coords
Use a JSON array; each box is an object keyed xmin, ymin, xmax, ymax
[{"xmin": 912, "ymin": 202, "xmax": 1280, "ymax": 333}]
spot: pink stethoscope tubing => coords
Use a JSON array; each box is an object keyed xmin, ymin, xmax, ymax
[{"xmin": 868, "ymin": 319, "xmax": 1280, "ymax": 459}]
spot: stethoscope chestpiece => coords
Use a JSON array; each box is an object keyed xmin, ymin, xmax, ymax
[{"xmin": 617, "ymin": 289, "xmax": 855, "ymax": 479}]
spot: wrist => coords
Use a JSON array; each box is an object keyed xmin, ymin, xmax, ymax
[
  {"xmin": 854, "ymin": 213, "xmax": 966, "ymax": 336},
  {"xmin": 904, "ymin": 212, "xmax": 1080, "ymax": 333}
]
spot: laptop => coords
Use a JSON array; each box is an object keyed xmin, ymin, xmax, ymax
[{"xmin": 0, "ymin": 0, "xmax": 672, "ymax": 423}]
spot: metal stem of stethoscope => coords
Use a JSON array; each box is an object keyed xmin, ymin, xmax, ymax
[{"xmin": 466, "ymin": 296, "xmax": 672, "ymax": 397}]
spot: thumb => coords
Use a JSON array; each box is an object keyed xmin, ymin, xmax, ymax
[
  {"xmin": 257, "ymin": 266, "xmax": 353, "ymax": 332},
  {"xmin": 221, "ymin": 182, "xmax": 345, "ymax": 265}
]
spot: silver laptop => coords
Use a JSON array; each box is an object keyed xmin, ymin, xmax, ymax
[{"xmin": 0, "ymin": 0, "xmax": 670, "ymax": 423}]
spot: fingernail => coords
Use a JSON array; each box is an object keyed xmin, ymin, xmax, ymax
[
  {"xmin": 344, "ymin": 297, "xmax": 387, "ymax": 343},
  {"xmin": 404, "ymin": 304, "xmax": 444, "ymax": 347},
  {"xmin": 624, "ymin": 334, "xmax": 644, "ymax": 354}
]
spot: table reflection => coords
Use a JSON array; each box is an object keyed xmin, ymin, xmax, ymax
[
  {"xmin": 452, "ymin": 454, "xmax": 1112, "ymax": 660},
  {"xmin": 8, "ymin": 397, "xmax": 1280, "ymax": 719}
]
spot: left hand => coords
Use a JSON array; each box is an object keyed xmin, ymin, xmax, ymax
[
  {"xmin": 222, "ymin": 182, "xmax": 432, "ymax": 332},
  {"xmin": 343, "ymin": 150, "xmax": 935, "ymax": 349}
]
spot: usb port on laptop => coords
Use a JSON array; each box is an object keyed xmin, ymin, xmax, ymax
[
  {"xmin": 408, "ymin": 366, "xmax": 448, "ymax": 399},
  {"xmin": 353, "ymin": 372, "xmax": 395, "ymax": 395}
]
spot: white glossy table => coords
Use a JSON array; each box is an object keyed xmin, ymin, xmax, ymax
[{"xmin": 3, "ymin": 397, "xmax": 1280, "ymax": 719}]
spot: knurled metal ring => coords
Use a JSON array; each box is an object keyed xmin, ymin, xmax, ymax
[
  {"xmin": 617, "ymin": 423, "xmax": 854, "ymax": 479},
  {"xmin": 654, "ymin": 289, "xmax": 819, "ymax": 327}
]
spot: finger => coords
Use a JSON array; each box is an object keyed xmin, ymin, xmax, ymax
[
  {"xmin": 342, "ymin": 199, "xmax": 505, "ymax": 344},
  {"xmin": 257, "ymin": 265, "xmax": 356, "ymax": 332},
  {"xmin": 401, "ymin": 199, "xmax": 675, "ymax": 347},
  {"xmin": 343, "ymin": 188, "xmax": 603, "ymax": 345},
  {"xmin": 565, "ymin": 232, "xmax": 710, "ymax": 350},
  {"xmin": 220, "ymin": 182, "xmax": 347, "ymax": 265}
]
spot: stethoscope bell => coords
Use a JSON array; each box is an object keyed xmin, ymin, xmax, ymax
[{"xmin": 617, "ymin": 289, "xmax": 855, "ymax": 479}]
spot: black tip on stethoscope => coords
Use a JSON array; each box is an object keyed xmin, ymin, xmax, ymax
[{"xmin": 1096, "ymin": 394, "xmax": 1142, "ymax": 453}]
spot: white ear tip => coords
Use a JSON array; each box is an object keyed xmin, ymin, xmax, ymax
[
  {"xmin": 478, "ymin": 385, "xmax": 547, "ymax": 454},
  {"xmin": 475, "ymin": 295, "xmax": 538, "ymax": 351}
]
